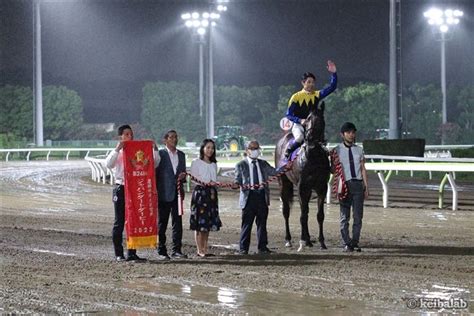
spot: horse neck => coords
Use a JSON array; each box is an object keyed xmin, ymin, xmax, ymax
[{"xmin": 303, "ymin": 138, "xmax": 326, "ymax": 161}]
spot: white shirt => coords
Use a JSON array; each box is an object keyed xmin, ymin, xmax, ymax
[
  {"xmin": 165, "ymin": 146, "xmax": 179, "ymax": 175},
  {"xmin": 105, "ymin": 147, "xmax": 160, "ymax": 185},
  {"xmin": 246, "ymin": 156, "xmax": 263, "ymax": 187},
  {"xmin": 335, "ymin": 143, "xmax": 364, "ymax": 181},
  {"xmin": 190, "ymin": 158, "xmax": 217, "ymax": 183}
]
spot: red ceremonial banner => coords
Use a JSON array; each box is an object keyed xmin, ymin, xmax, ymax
[{"xmin": 123, "ymin": 140, "xmax": 158, "ymax": 249}]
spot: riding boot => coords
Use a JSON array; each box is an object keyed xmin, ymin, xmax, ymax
[{"xmin": 284, "ymin": 141, "xmax": 301, "ymax": 159}]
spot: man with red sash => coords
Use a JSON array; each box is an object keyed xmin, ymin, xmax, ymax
[
  {"xmin": 331, "ymin": 122, "xmax": 369, "ymax": 253},
  {"xmin": 105, "ymin": 124, "xmax": 160, "ymax": 262}
]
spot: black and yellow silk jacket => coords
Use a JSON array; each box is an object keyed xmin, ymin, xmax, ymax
[{"xmin": 286, "ymin": 73, "xmax": 337, "ymax": 124}]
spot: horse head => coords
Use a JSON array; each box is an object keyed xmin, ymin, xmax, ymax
[{"xmin": 304, "ymin": 101, "xmax": 325, "ymax": 145}]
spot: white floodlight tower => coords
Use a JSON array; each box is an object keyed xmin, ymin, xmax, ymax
[
  {"xmin": 423, "ymin": 8, "xmax": 463, "ymax": 144},
  {"xmin": 181, "ymin": 5, "xmax": 226, "ymax": 139}
]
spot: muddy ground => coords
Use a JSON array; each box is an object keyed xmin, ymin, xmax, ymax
[{"xmin": 0, "ymin": 160, "xmax": 473, "ymax": 314}]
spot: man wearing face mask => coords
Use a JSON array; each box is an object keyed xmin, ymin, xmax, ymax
[{"xmin": 233, "ymin": 140, "xmax": 278, "ymax": 255}]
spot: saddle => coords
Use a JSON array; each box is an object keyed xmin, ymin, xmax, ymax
[
  {"xmin": 277, "ymin": 134, "xmax": 303, "ymax": 169},
  {"xmin": 287, "ymin": 144, "xmax": 302, "ymax": 162}
]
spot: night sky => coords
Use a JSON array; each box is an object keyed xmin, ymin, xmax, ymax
[{"xmin": 1, "ymin": 0, "xmax": 473, "ymax": 123}]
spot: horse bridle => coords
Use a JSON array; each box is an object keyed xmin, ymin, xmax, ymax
[{"xmin": 303, "ymin": 113, "xmax": 327, "ymax": 149}]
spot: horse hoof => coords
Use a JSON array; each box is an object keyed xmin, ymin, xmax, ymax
[
  {"xmin": 297, "ymin": 240, "xmax": 306, "ymax": 252},
  {"xmin": 285, "ymin": 241, "xmax": 292, "ymax": 248},
  {"xmin": 320, "ymin": 244, "xmax": 328, "ymax": 250},
  {"xmin": 307, "ymin": 241, "xmax": 314, "ymax": 248}
]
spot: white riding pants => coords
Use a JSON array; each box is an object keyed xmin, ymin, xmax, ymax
[{"xmin": 291, "ymin": 123, "xmax": 304, "ymax": 143}]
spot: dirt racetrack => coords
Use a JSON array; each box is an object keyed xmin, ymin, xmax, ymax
[{"xmin": 1, "ymin": 160, "xmax": 473, "ymax": 314}]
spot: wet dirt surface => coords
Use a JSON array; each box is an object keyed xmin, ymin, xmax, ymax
[{"xmin": 1, "ymin": 160, "xmax": 473, "ymax": 314}]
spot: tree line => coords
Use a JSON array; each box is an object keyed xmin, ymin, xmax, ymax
[{"xmin": 1, "ymin": 82, "xmax": 473, "ymax": 147}]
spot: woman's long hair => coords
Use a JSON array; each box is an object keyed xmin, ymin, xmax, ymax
[{"xmin": 199, "ymin": 139, "xmax": 217, "ymax": 163}]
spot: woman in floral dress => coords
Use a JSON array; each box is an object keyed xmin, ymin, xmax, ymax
[{"xmin": 189, "ymin": 139, "xmax": 222, "ymax": 257}]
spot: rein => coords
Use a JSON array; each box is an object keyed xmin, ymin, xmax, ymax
[
  {"xmin": 177, "ymin": 161, "xmax": 293, "ymax": 191},
  {"xmin": 176, "ymin": 161, "xmax": 294, "ymax": 215}
]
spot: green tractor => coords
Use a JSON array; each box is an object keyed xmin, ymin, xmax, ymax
[{"xmin": 214, "ymin": 126, "xmax": 248, "ymax": 155}]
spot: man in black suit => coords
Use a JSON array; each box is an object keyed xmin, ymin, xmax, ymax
[
  {"xmin": 233, "ymin": 140, "xmax": 278, "ymax": 255},
  {"xmin": 155, "ymin": 130, "xmax": 187, "ymax": 260}
]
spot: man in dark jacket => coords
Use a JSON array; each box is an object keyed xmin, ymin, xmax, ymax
[{"xmin": 155, "ymin": 130, "xmax": 187, "ymax": 260}]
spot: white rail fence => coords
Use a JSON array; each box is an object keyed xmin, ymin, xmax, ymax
[
  {"xmin": 0, "ymin": 148, "xmax": 113, "ymax": 161},
  {"xmin": 1, "ymin": 144, "xmax": 472, "ymax": 162},
  {"xmin": 363, "ymin": 156, "xmax": 474, "ymax": 211},
  {"xmin": 2, "ymin": 146, "xmax": 473, "ymax": 210},
  {"xmin": 85, "ymin": 155, "xmax": 115, "ymax": 185},
  {"xmin": 84, "ymin": 154, "xmax": 473, "ymax": 211}
]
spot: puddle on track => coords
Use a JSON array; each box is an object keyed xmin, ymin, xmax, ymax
[
  {"xmin": 403, "ymin": 284, "xmax": 471, "ymax": 314},
  {"xmin": 120, "ymin": 279, "xmax": 397, "ymax": 315}
]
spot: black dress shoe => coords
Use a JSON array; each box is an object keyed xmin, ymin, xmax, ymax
[
  {"xmin": 171, "ymin": 252, "xmax": 187, "ymax": 259},
  {"xmin": 157, "ymin": 254, "xmax": 171, "ymax": 261},
  {"xmin": 352, "ymin": 245, "xmax": 362, "ymax": 252},
  {"xmin": 343, "ymin": 245, "xmax": 354, "ymax": 252},
  {"xmin": 257, "ymin": 248, "xmax": 272, "ymax": 255},
  {"xmin": 234, "ymin": 250, "xmax": 248, "ymax": 255},
  {"xmin": 116, "ymin": 256, "xmax": 126, "ymax": 262},
  {"xmin": 126, "ymin": 254, "xmax": 147, "ymax": 261}
]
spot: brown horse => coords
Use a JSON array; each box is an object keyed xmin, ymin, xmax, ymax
[{"xmin": 275, "ymin": 103, "xmax": 330, "ymax": 251}]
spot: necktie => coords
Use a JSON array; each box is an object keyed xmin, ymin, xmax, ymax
[
  {"xmin": 348, "ymin": 146, "xmax": 357, "ymax": 179},
  {"xmin": 252, "ymin": 160, "xmax": 260, "ymax": 186}
]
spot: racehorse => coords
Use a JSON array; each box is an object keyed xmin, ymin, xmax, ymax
[{"xmin": 275, "ymin": 102, "xmax": 330, "ymax": 251}]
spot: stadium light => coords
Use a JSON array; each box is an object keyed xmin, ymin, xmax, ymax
[
  {"xmin": 181, "ymin": 7, "xmax": 226, "ymax": 138},
  {"xmin": 423, "ymin": 7, "xmax": 463, "ymax": 144}
]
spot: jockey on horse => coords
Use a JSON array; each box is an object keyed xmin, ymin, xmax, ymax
[{"xmin": 283, "ymin": 60, "xmax": 338, "ymax": 163}]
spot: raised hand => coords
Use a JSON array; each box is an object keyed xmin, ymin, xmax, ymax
[{"xmin": 327, "ymin": 60, "xmax": 337, "ymax": 73}]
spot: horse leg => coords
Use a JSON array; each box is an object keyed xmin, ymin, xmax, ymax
[
  {"xmin": 317, "ymin": 194, "xmax": 327, "ymax": 250},
  {"xmin": 297, "ymin": 186, "xmax": 313, "ymax": 252},
  {"xmin": 280, "ymin": 175, "xmax": 293, "ymax": 247}
]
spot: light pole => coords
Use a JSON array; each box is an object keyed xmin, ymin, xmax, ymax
[
  {"xmin": 423, "ymin": 8, "xmax": 463, "ymax": 144},
  {"xmin": 181, "ymin": 12, "xmax": 207, "ymax": 119},
  {"xmin": 181, "ymin": 6, "xmax": 226, "ymax": 139},
  {"xmin": 33, "ymin": 0, "xmax": 44, "ymax": 146},
  {"xmin": 389, "ymin": 0, "xmax": 402, "ymax": 139},
  {"xmin": 208, "ymin": 23, "xmax": 214, "ymax": 138}
]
